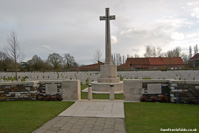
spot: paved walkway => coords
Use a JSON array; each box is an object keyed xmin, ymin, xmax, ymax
[
  {"xmin": 59, "ymin": 100, "xmax": 124, "ymax": 118},
  {"xmin": 33, "ymin": 100, "xmax": 126, "ymax": 133}
]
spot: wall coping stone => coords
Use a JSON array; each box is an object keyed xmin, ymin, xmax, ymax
[{"xmin": 0, "ymin": 82, "xmax": 34, "ymax": 85}]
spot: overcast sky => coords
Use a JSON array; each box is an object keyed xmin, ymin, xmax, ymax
[{"xmin": 0, "ymin": 0, "xmax": 199, "ymax": 65}]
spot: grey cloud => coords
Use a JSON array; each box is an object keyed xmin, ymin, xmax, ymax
[{"xmin": 1, "ymin": 0, "xmax": 199, "ymax": 64}]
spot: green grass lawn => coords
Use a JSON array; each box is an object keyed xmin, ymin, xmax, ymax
[
  {"xmin": 0, "ymin": 101, "xmax": 73, "ymax": 133},
  {"xmin": 124, "ymin": 102, "xmax": 199, "ymax": 133},
  {"xmin": 81, "ymin": 85, "xmax": 123, "ymax": 100},
  {"xmin": 1, "ymin": 99, "xmax": 199, "ymax": 133}
]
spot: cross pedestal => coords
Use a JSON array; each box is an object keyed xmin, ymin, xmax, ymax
[{"xmin": 98, "ymin": 65, "xmax": 120, "ymax": 83}]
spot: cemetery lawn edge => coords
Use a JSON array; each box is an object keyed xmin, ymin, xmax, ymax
[
  {"xmin": 124, "ymin": 102, "xmax": 199, "ymax": 133},
  {"xmin": 0, "ymin": 101, "xmax": 74, "ymax": 133}
]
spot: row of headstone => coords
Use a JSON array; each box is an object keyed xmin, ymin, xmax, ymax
[
  {"xmin": 118, "ymin": 70, "xmax": 199, "ymax": 80},
  {"xmin": 1, "ymin": 70, "xmax": 199, "ymax": 83},
  {"xmin": 0, "ymin": 72, "xmax": 99, "ymax": 84}
]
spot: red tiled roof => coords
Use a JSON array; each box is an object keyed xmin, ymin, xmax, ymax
[
  {"xmin": 148, "ymin": 58, "xmax": 163, "ymax": 65},
  {"xmin": 79, "ymin": 61, "xmax": 104, "ymax": 68},
  {"xmin": 126, "ymin": 57, "xmax": 184, "ymax": 65},
  {"xmin": 126, "ymin": 58, "xmax": 149, "ymax": 65},
  {"xmin": 190, "ymin": 53, "xmax": 199, "ymax": 60},
  {"xmin": 161, "ymin": 57, "xmax": 184, "ymax": 65}
]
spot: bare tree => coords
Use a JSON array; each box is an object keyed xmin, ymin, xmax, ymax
[
  {"xmin": 144, "ymin": 45, "xmax": 153, "ymax": 57},
  {"xmin": 0, "ymin": 51, "xmax": 13, "ymax": 71},
  {"xmin": 189, "ymin": 46, "xmax": 192, "ymax": 59},
  {"xmin": 181, "ymin": 52, "xmax": 189, "ymax": 64},
  {"xmin": 194, "ymin": 44, "xmax": 198, "ymax": 55},
  {"xmin": 64, "ymin": 53, "xmax": 77, "ymax": 68},
  {"xmin": 93, "ymin": 49, "xmax": 102, "ymax": 63},
  {"xmin": 173, "ymin": 47, "xmax": 181, "ymax": 57},
  {"xmin": 122, "ymin": 55, "xmax": 127, "ymax": 64},
  {"xmin": 28, "ymin": 55, "xmax": 45, "ymax": 71},
  {"xmin": 152, "ymin": 47, "xmax": 156, "ymax": 57},
  {"xmin": 157, "ymin": 47, "xmax": 163, "ymax": 57},
  {"xmin": 166, "ymin": 47, "xmax": 181, "ymax": 57},
  {"xmin": 0, "ymin": 51, "xmax": 8, "ymax": 61},
  {"xmin": 112, "ymin": 53, "xmax": 122, "ymax": 66},
  {"xmin": 47, "ymin": 53, "xmax": 63, "ymax": 70},
  {"xmin": 112, "ymin": 53, "xmax": 116, "ymax": 65},
  {"xmin": 134, "ymin": 54, "xmax": 139, "ymax": 58},
  {"xmin": 5, "ymin": 31, "xmax": 23, "ymax": 80},
  {"xmin": 144, "ymin": 46, "xmax": 163, "ymax": 57}
]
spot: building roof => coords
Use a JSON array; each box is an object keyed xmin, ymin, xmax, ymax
[
  {"xmin": 190, "ymin": 53, "xmax": 199, "ymax": 60},
  {"xmin": 126, "ymin": 58, "xmax": 149, "ymax": 65},
  {"xmin": 126, "ymin": 57, "xmax": 184, "ymax": 65},
  {"xmin": 79, "ymin": 61, "xmax": 104, "ymax": 68}
]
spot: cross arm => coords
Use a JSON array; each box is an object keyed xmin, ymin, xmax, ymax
[
  {"xmin": 100, "ymin": 16, "xmax": 106, "ymax": 20},
  {"xmin": 99, "ymin": 15, "xmax": 116, "ymax": 21},
  {"xmin": 109, "ymin": 15, "xmax": 116, "ymax": 20}
]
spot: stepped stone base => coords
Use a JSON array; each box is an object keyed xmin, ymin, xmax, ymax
[
  {"xmin": 98, "ymin": 64, "xmax": 120, "ymax": 83},
  {"xmin": 91, "ymin": 81, "xmax": 123, "ymax": 92},
  {"xmin": 98, "ymin": 77, "xmax": 120, "ymax": 83}
]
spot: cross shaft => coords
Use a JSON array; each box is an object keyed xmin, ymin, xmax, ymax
[{"xmin": 100, "ymin": 8, "xmax": 115, "ymax": 65}]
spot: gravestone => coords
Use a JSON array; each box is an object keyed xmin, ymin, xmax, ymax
[{"xmin": 46, "ymin": 84, "xmax": 57, "ymax": 95}]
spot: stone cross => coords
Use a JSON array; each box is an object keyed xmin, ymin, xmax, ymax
[{"xmin": 100, "ymin": 8, "xmax": 115, "ymax": 65}]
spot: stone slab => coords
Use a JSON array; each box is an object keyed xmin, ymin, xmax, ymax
[
  {"xmin": 91, "ymin": 81, "xmax": 123, "ymax": 92},
  {"xmin": 46, "ymin": 84, "xmax": 57, "ymax": 95},
  {"xmin": 62, "ymin": 80, "xmax": 81, "ymax": 101},
  {"xmin": 82, "ymin": 87, "xmax": 123, "ymax": 94},
  {"xmin": 123, "ymin": 79, "xmax": 142, "ymax": 102},
  {"xmin": 33, "ymin": 116, "xmax": 126, "ymax": 133},
  {"xmin": 59, "ymin": 100, "xmax": 124, "ymax": 118},
  {"xmin": 147, "ymin": 84, "xmax": 161, "ymax": 94}
]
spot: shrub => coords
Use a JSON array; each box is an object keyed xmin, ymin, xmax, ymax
[
  {"xmin": 159, "ymin": 95, "xmax": 169, "ymax": 103},
  {"xmin": 46, "ymin": 95, "xmax": 51, "ymax": 101},
  {"xmin": 56, "ymin": 95, "xmax": 62, "ymax": 101},
  {"xmin": 140, "ymin": 96, "xmax": 147, "ymax": 102},
  {"xmin": 151, "ymin": 96, "xmax": 158, "ymax": 102}
]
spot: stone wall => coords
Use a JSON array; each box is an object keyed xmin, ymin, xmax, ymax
[
  {"xmin": 0, "ymin": 82, "xmax": 37, "ymax": 101},
  {"xmin": 36, "ymin": 80, "xmax": 63, "ymax": 101},
  {"xmin": 170, "ymin": 80, "xmax": 199, "ymax": 104},
  {"xmin": 123, "ymin": 79, "xmax": 199, "ymax": 104},
  {"xmin": 142, "ymin": 80, "xmax": 170, "ymax": 102},
  {"xmin": 0, "ymin": 80, "xmax": 80, "ymax": 101}
]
